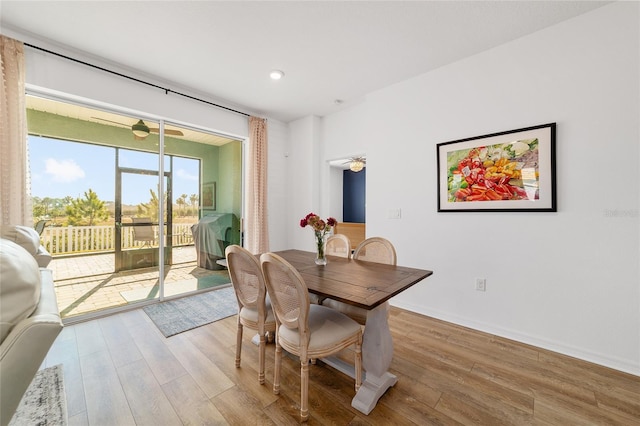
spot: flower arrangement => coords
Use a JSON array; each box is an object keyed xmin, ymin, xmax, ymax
[{"xmin": 300, "ymin": 212, "xmax": 337, "ymax": 265}]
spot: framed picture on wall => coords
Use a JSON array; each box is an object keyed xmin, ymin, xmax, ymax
[
  {"xmin": 437, "ymin": 123, "xmax": 556, "ymax": 212},
  {"xmin": 201, "ymin": 181, "xmax": 216, "ymax": 210}
]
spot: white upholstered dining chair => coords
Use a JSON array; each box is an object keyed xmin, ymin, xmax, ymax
[
  {"xmin": 225, "ymin": 245, "xmax": 276, "ymax": 384},
  {"xmin": 323, "ymin": 237, "xmax": 397, "ymax": 324},
  {"xmin": 326, "ymin": 234, "xmax": 351, "ymax": 259},
  {"xmin": 260, "ymin": 252, "xmax": 362, "ymax": 421}
]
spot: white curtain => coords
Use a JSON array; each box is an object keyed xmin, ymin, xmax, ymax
[
  {"xmin": 0, "ymin": 35, "xmax": 30, "ymax": 226},
  {"xmin": 245, "ymin": 116, "xmax": 269, "ymax": 254}
]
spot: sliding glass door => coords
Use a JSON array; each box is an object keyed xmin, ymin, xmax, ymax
[{"xmin": 27, "ymin": 94, "xmax": 243, "ymax": 321}]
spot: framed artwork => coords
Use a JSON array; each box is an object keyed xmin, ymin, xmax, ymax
[
  {"xmin": 437, "ymin": 123, "xmax": 556, "ymax": 212},
  {"xmin": 201, "ymin": 181, "xmax": 216, "ymax": 210}
]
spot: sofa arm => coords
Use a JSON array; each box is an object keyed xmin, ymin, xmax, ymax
[
  {"xmin": 0, "ymin": 269, "xmax": 63, "ymax": 426},
  {"xmin": 34, "ymin": 245, "xmax": 52, "ymax": 268}
]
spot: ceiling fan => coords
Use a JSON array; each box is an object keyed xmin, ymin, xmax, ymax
[{"xmin": 92, "ymin": 117, "xmax": 184, "ymax": 140}]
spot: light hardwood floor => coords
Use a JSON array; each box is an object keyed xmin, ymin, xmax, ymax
[{"xmin": 43, "ymin": 304, "xmax": 640, "ymax": 425}]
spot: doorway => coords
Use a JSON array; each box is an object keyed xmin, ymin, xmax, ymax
[{"xmin": 115, "ymin": 160, "xmax": 172, "ymax": 272}]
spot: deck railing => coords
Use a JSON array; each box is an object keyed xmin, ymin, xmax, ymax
[{"xmin": 41, "ymin": 224, "xmax": 195, "ymax": 256}]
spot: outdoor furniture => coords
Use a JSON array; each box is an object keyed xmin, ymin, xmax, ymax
[
  {"xmin": 191, "ymin": 213, "xmax": 240, "ymax": 270},
  {"xmin": 33, "ymin": 220, "xmax": 48, "ymax": 235},
  {"xmin": 132, "ymin": 217, "xmax": 155, "ymax": 248}
]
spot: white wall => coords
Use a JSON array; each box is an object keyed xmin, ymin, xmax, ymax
[{"xmin": 312, "ymin": 2, "xmax": 639, "ymax": 374}]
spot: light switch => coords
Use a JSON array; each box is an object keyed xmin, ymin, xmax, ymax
[{"xmin": 388, "ymin": 208, "xmax": 401, "ymax": 219}]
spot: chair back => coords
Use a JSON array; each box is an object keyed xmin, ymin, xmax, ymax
[
  {"xmin": 260, "ymin": 253, "xmax": 310, "ymax": 334},
  {"xmin": 225, "ymin": 245, "xmax": 267, "ymax": 314},
  {"xmin": 326, "ymin": 234, "xmax": 351, "ymax": 259},
  {"xmin": 353, "ymin": 237, "xmax": 397, "ymax": 265},
  {"xmin": 132, "ymin": 217, "xmax": 154, "ymax": 243},
  {"xmin": 34, "ymin": 220, "xmax": 48, "ymax": 235}
]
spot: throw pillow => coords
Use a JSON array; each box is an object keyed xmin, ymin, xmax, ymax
[
  {"xmin": 0, "ymin": 225, "xmax": 41, "ymax": 257},
  {"xmin": 0, "ymin": 239, "xmax": 41, "ymax": 344}
]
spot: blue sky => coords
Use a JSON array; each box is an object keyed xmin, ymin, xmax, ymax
[{"xmin": 29, "ymin": 136, "xmax": 200, "ymax": 205}]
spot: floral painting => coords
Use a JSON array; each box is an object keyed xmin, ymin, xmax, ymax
[{"xmin": 437, "ymin": 123, "xmax": 556, "ymax": 212}]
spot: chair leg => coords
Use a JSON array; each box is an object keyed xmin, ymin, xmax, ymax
[
  {"xmin": 258, "ymin": 332, "xmax": 266, "ymax": 384},
  {"xmin": 235, "ymin": 321, "xmax": 243, "ymax": 368},
  {"xmin": 300, "ymin": 359, "xmax": 309, "ymax": 421},
  {"xmin": 273, "ymin": 340, "xmax": 281, "ymax": 395},
  {"xmin": 354, "ymin": 334, "xmax": 362, "ymax": 391}
]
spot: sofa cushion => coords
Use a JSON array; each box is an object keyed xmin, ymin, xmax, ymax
[
  {"xmin": 0, "ymin": 225, "xmax": 41, "ymax": 257},
  {"xmin": 0, "ymin": 238, "xmax": 41, "ymax": 344}
]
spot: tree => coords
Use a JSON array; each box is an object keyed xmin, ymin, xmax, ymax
[
  {"xmin": 136, "ymin": 188, "xmax": 168, "ymax": 222},
  {"xmin": 65, "ymin": 189, "xmax": 109, "ymax": 226},
  {"xmin": 189, "ymin": 193, "xmax": 199, "ymax": 216},
  {"xmin": 176, "ymin": 193, "xmax": 188, "ymax": 216}
]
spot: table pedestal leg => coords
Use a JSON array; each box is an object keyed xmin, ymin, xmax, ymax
[{"xmin": 351, "ymin": 301, "xmax": 396, "ymax": 415}]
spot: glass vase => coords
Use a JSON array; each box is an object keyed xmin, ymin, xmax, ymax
[{"xmin": 314, "ymin": 231, "xmax": 327, "ymax": 265}]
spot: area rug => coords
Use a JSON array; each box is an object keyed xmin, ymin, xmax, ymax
[
  {"xmin": 143, "ymin": 286, "xmax": 238, "ymax": 337},
  {"xmin": 9, "ymin": 364, "xmax": 67, "ymax": 426}
]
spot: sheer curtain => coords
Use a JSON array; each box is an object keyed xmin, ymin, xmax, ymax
[
  {"xmin": 245, "ymin": 116, "xmax": 269, "ymax": 254},
  {"xmin": 0, "ymin": 35, "xmax": 30, "ymax": 225}
]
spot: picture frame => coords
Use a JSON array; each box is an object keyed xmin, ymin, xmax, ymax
[
  {"xmin": 201, "ymin": 181, "xmax": 216, "ymax": 210},
  {"xmin": 437, "ymin": 123, "xmax": 556, "ymax": 212}
]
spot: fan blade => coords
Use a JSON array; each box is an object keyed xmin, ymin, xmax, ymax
[
  {"xmin": 92, "ymin": 117, "xmax": 129, "ymax": 127},
  {"xmin": 149, "ymin": 128, "xmax": 184, "ymax": 136}
]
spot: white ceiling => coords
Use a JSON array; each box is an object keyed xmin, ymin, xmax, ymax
[{"xmin": 1, "ymin": 1, "xmax": 609, "ymax": 123}]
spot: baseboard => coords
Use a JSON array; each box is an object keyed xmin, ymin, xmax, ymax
[{"xmin": 391, "ymin": 300, "xmax": 640, "ymax": 377}]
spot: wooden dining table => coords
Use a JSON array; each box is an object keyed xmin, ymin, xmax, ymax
[{"xmin": 272, "ymin": 249, "xmax": 433, "ymax": 415}]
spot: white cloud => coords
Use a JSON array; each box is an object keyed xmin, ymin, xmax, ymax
[
  {"xmin": 45, "ymin": 158, "xmax": 85, "ymax": 182},
  {"xmin": 176, "ymin": 168, "xmax": 198, "ymax": 181}
]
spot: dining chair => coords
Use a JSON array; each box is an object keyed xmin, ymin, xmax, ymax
[
  {"xmin": 260, "ymin": 252, "xmax": 362, "ymax": 421},
  {"xmin": 326, "ymin": 233, "xmax": 351, "ymax": 259},
  {"xmin": 323, "ymin": 237, "xmax": 397, "ymax": 324},
  {"xmin": 352, "ymin": 236, "xmax": 397, "ymax": 265},
  {"xmin": 225, "ymin": 245, "xmax": 276, "ymax": 385}
]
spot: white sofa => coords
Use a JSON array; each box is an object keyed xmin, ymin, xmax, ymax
[{"xmin": 0, "ymin": 225, "xmax": 63, "ymax": 426}]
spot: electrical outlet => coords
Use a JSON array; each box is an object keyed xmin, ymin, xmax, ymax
[{"xmin": 475, "ymin": 278, "xmax": 486, "ymax": 292}]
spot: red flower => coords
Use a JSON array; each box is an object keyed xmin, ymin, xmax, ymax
[{"xmin": 299, "ymin": 212, "xmax": 336, "ymax": 236}]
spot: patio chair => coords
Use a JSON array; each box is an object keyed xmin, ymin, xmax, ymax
[
  {"xmin": 33, "ymin": 220, "xmax": 48, "ymax": 235},
  {"xmin": 132, "ymin": 217, "xmax": 155, "ymax": 248}
]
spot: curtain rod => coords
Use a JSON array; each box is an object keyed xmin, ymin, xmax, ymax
[{"xmin": 24, "ymin": 42, "xmax": 251, "ymax": 118}]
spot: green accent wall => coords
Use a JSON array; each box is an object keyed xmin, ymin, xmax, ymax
[{"xmin": 27, "ymin": 109, "xmax": 243, "ymax": 219}]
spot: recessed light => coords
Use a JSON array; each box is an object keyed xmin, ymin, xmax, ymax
[{"xmin": 270, "ymin": 70, "xmax": 284, "ymax": 80}]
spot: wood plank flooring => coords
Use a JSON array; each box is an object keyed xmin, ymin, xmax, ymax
[{"xmin": 42, "ymin": 304, "xmax": 640, "ymax": 425}]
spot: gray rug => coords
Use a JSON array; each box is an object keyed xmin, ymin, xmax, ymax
[
  {"xmin": 143, "ymin": 286, "xmax": 238, "ymax": 337},
  {"xmin": 10, "ymin": 364, "xmax": 67, "ymax": 426}
]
